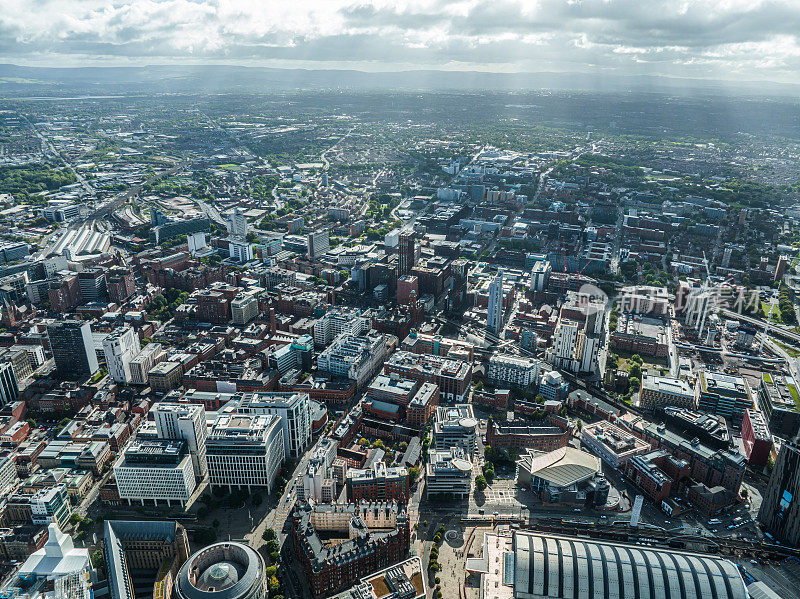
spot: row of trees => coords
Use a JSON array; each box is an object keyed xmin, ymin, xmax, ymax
[{"xmin": 427, "ymin": 524, "xmax": 446, "ymax": 572}]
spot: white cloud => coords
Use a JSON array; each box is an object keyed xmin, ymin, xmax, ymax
[{"xmin": 0, "ymin": 0, "xmax": 797, "ymax": 83}]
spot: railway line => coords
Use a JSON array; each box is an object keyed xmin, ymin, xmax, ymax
[{"xmin": 460, "ymin": 515, "xmax": 799, "ymax": 560}]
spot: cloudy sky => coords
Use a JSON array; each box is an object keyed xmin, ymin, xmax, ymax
[{"xmin": 1, "ymin": 0, "xmax": 799, "ymax": 83}]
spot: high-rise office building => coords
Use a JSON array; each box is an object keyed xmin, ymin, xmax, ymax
[
  {"xmin": 229, "ymin": 239, "xmax": 253, "ymax": 263},
  {"xmin": 306, "ymin": 229, "xmax": 330, "ymax": 260},
  {"xmin": 206, "ymin": 413, "xmax": 285, "ymax": 492},
  {"xmin": 231, "ymin": 295, "xmax": 259, "ymax": 325},
  {"xmin": 759, "ymin": 441, "xmax": 800, "ymax": 545},
  {"xmin": 487, "ymin": 269, "xmax": 504, "ymax": 335},
  {"xmin": 399, "ymin": 230, "xmax": 415, "ymax": 276},
  {"xmin": 0, "ymin": 362, "xmax": 19, "ymax": 407},
  {"xmin": 236, "ymin": 392, "xmax": 312, "ymax": 458},
  {"xmin": 47, "ymin": 320, "xmax": 99, "ymax": 378},
  {"xmin": 114, "ymin": 439, "xmax": 197, "ymax": 506},
  {"xmin": 153, "ymin": 402, "xmax": 208, "ymax": 478},
  {"xmin": 77, "ymin": 267, "xmax": 107, "ymax": 302},
  {"xmin": 30, "ymin": 484, "xmax": 71, "ymax": 529},
  {"xmin": 102, "ymin": 327, "xmax": 140, "ymax": 383},
  {"xmin": 229, "ymin": 207, "xmax": 248, "ymax": 239}
]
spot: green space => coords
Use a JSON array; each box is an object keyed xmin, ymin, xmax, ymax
[
  {"xmin": 613, "ymin": 348, "xmax": 669, "ymax": 370},
  {"xmin": 761, "ymin": 301, "xmax": 783, "ymax": 324},
  {"xmin": 0, "ymin": 164, "xmax": 77, "ymax": 202},
  {"xmin": 146, "ymin": 287, "xmax": 190, "ymax": 321},
  {"xmin": 787, "ymin": 381, "xmax": 800, "ymax": 406},
  {"xmin": 774, "ymin": 339, "xmax": 800, "ymax": 358}
]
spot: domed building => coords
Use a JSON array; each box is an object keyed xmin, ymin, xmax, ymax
[{"xmin": 176, "ymin": 543, "xmax": 266, "ymax": 599}]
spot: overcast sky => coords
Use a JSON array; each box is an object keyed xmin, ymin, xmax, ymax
[{"xmin": 1, "ymin": 0, "xmax": 799, "ymax": 83}]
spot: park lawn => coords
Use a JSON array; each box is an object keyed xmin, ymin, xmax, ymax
[
  {"xmin": 775, "ymin": 339, "xmax": 800, "ymax": 358},
  {"xmin": 614, "ymin": 348, "xmax": 669, "ymax": 372},
  {"xmin": 761, "ymin": 301, "xmax": 783, "ymax": 324},
  {"xmin": 787, "ymin": 381, "xmax": 800, "ymax": 408}
]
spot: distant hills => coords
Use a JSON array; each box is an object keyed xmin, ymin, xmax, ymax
[{"xmin": 0, "ymin": 63, "xmax": 797, "ymax": 96}]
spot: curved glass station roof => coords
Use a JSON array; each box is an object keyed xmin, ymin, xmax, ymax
[{"xmin": 512, "ymin": 532, "xmax": 747, "ymax": 599}]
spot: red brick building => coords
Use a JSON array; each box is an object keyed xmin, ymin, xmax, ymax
[
  {"xmin": 623, "ymin": 449, "xmax": 691, "ymax": 503},
  {"xmin": 486, "ymin": 416, "xmax": 570, "ymax": 453},
  {"xmin": 194, "ymin": 290, "xmax": 231, "ymax": 323},
  {"xmin": 346, "ymin": 462, "xmax": 409, "ymax": 503},
  {"xmin": 741, "ymin": 408, "xmax": 773, "ymax": 467},
  {"xmin": 107, "ymin": 267, "xmax": 136, "ymax": 304},
  {"xmin": 292, "ymin": 502, "xmax": 410, "ymax": 597}
]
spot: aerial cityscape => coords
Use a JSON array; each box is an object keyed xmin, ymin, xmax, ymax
[{"xmin": 0, "ymin": 2, "xmax": 800, "ymax": 599}]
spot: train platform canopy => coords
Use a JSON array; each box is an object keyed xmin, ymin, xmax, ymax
[{"xmin": 477, "ymin": 530, "xmax": 748, "ymax": 599}]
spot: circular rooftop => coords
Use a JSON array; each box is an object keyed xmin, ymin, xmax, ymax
[
  {"xmin": 197, "ymin": 562, "xmax": 242, "ymax": 592},
  {"xmin": 452, "ymin": 458, "xmax": 472, "ymax": 472},
  {"xmin": 459, "ymin": 417, "xmax": 478, "ymax": 430},
  {"xmin": 177, "ymin": 543, "xmax": 266, "ymax": 599}
]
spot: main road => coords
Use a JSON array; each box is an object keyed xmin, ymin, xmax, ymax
[
  {"xmin": 20, "ymin": 113, "xmax": 94, "ymax": 196},
  {"xmin": 721, "ymin": 308, "xmax": 800, "ymax": 346}
]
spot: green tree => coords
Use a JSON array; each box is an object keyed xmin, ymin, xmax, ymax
[
  {"xmin": 268, "ymin": 575, "xmax": 281, "ymax": 594},
  {"xmin": 90, "ymin": 549, "xmax": 105, "ymax": 572},
  {"xmin": 483, "ymin": 465, "xmax": 495, "ymax": 484},
  {"xmin": 408, "ymin": 466, "xmax": 420, "ymax": 484},
  {"xmin": 475, "ymin": 475, "xmax": 487, "ymax": 492},
  {"xmin": 628, "ymin": 362, "xmax": 642, "ymax": 380}
]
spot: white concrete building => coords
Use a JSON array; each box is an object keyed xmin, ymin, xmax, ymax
[
  {"xmin": 187, "ymin": 231, "xmax": 208, "ymax": 256},
  {"xmin": 316, "ymin": 332, "xmax": 387, "ymax": 388},
  {"xmin": 153, "ymin": 402, "xmax": 208, "ymax": 478},
  {"xmin": 531, "ymin": 260, "xmax": 551, "ymax": 292},
  {"xmin": 30, "ymin": 484, "xmax": 71, "ymax": 529},
  {"xmin": 231, "ymin": 295, "xmax": 259, "ymax": 325},
  {"xmin": 236, "ymin": 392, "xmax": 311, "ymax": 458},
  {"xmin": 102, "ymin": 327, "xmax": 140, "ymax": 383},
  {"xmin": 313, "ymin": 306, "xmax": 370, "ymax": 346},
  {"xmin": 488, "ymin": 354, "xmax": 543, "ymax": 389},
  {"xmin": 129, "ymin": 342, "xmax": 166, "ymax": 385},
  {"xmin": 384, "ymin": 228, "xmax": 400, "ymax": 248},
  {"xmin": 229, "ymin": 207, "xmax": 248, "ymax": 239},
  {"xmin": 229, "ymin": 239, "xmax": 253, "ymax": 263},
  {"xmin": 433, "ymin": 404, "xmax": 478, "ymax": 456},
  {"xmin": 426, "ymin": 447, "xmax": 472, "ymax": 498},
  {"xmin": 487, "ymin": 269, "xmax": 504, "ymax": 335},
  {"xmin": 206, "ymin": 413, "xmax": 285, "ymax": 491},
  {"xmin": 114, "ymin": 439, "xmax": 197, "ymax": 506},
  {"xmin": 298, "ymin": 437, "xmax": 338, "ymax": 502},
  {"xmin": 548, "ymin": 315, "xmax": 602, "ymax": 374}
]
